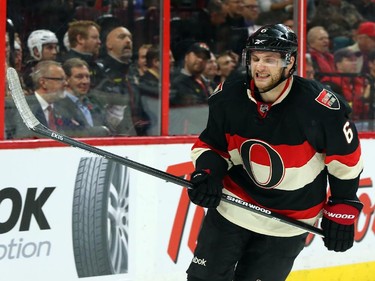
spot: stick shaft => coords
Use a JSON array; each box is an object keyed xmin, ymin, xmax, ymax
[{"xmin": 6, "ymin": 67, "xmax": 324, "ymax": 237}]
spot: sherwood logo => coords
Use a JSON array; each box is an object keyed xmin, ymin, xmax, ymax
[
  {"xmin": 323, "ymin": 210, "xmax": 356, "ymax": 219},
  {"xmin": 192, "ymin": 256, "xmax": 207, "ymax": 266},
  {"xmin": 225, "ymin": 195, "xmax": 272, "ymax": 215}
]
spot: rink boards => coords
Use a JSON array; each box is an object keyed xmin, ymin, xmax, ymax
[{"xmin": 0, "ymin": 139, "xmax": 374, "ymax": 281}]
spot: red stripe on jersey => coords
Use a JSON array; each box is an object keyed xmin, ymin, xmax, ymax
[
  {"xmin": 227, "ymin": 134, "xmax": 317, "ymax": 168},
  {"xmin": 325, "ymin": 145, "xmax": 362, "ymax": 167},
  {"xmin": 223, "ymin": 176, "xmax": 323, "ymax": 220},
  {"xmin": 192, "ymin": 139, "xmax": 230, "ymax": 159}
]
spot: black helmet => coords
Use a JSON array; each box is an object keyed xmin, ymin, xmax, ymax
[{"xmin": 243, "ymin": 24, "xmax": 298, "ymax": 66}]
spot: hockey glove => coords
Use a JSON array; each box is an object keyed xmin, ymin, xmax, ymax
[
  {"xmin": 321, "ymin": 197, "xmax": 363, "ymax": 252},
  {"xmin": 188, "ymin": 169, "xmax": 223, "ymax": 208}
]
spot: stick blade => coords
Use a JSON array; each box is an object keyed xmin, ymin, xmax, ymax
[{"xmin": 6, "ymin": 67, "xmax": 40, "ymax": 129}]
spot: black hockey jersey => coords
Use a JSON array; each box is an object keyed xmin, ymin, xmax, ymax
[{"xmin": 191, "ymin": 75, "xmax": 363, "ymax": 236}]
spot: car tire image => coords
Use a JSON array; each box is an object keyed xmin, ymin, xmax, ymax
[{"xmin": 72, "ymin": 157, "xmax": 129, "ymax": 278}]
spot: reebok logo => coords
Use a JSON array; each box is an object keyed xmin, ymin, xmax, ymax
[{"xmin": 192, "ymin": 256, "xmax": 207, "ymax": 266}]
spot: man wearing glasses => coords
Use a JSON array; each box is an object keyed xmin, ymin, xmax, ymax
[{"xmin": 6, "ymin": 60, "xmax": 77, "ymax": 139}]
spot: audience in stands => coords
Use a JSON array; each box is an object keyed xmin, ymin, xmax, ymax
[
  {"xmin": 305, "ymin": 53, "xmax": 316, "ymax": 80},
  {"xmin": 129, "ymin": 44, "xmax": 152, "ymax": 85},
  {"xmin": 216, "ymin": 51, "xmax": 238, "ymax": 83},
  {"xmin": 4, "ymin": 1, "xmax": 375, "ymax": 139},
  {"xmin": 347, "ymin": 21, "xmax": 375, "ymax": 75},
  {"xmin": 310, "ymin": 0, "xmax": 364, "ymax": 47},
  {"xmin": 6, "ymin": 60, "xmax": 75, "ymax": 139},
  {"xmin": 321, "ymin": 47, "xmax": 367, "ymax": 120},
  {"xmin": 60, "ymin": 20, "xmax": 103, "ymax": 88},
  {"xmin": 23, "ymin": 29, "xmax": 60, "ymax": 93},
  {"xmin": 307, "ymin": 26, "xmax": 336, "ymax": 79},
  {"xmin": 241, "ymin": 0, "xmax": 262, "ymax": 36},
  {"xmin": 92, "ymin": 23, "xmax": 150, "ymax": 136},
  {"xmin": 57, "ymin": 58, "xmax": 110, "ymax": 137},
  {"xmin": 363, "ymin": 50, "xmax": 375, "ymax": 119},
  {"xmin": 202, "ymin": 52, "xmax": 219, "ymax": 96},
  {"xmin": 170, "ymin": 42, "xmax": 211, "ymax": 106}
]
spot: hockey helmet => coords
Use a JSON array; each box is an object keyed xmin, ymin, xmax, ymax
[
  {"xmin": 243, "ymin": 24, "xmax": 298, "ymax": 66},
  {"xmin": 27, "ymin": 29, "xmax": 59, "ymax": 61}
]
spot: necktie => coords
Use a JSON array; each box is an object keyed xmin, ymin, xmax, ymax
[
  {"xmin": 47, "ymin": 105, "xmax": 57, "ymax": 130},
  {"xmin": 78, "ymin": 99, "xmax": 94, "ymax": 127}
]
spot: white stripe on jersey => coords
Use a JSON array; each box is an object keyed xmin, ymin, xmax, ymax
[{"xmin": 326, "ymin": 158, "xmax": 364, "ymax": 180}]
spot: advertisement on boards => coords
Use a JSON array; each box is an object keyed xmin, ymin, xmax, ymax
[{"xmin": 0, "ymin": 141, "xmax": 374, "ymax": 281}]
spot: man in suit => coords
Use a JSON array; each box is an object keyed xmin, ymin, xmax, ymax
[
  {"xmin": 57, "ymin": 58, "xmax": 110, "ymax": 137},
  {"xmin": 6, "ymin": 60, "xmax": 70, "ymax": 139}
]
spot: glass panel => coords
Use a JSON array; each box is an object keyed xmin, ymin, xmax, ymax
[
  {"xmin": 4, "ymin": 0, "xmax": 375, "ymax": 140},
  {"xmin": 5, "ymin": 0, "xmax": 162, "ymax": 139}
]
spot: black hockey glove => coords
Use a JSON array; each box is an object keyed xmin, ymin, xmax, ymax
[
  {"xmin": 188, "ymin": 169, "xmax": 223, "ymax": 208},
  {"xmin": 321, "ymin": 197, "xmax": 363, "ymax": 252}
]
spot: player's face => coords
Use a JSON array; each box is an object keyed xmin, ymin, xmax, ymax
[
  {"xmin": 67, "ymin": 66, "xmax": 90, "ymax": 97},
  {"xmin": 250, "ymin": 51, "xmax": 287, "ymax": 92},
  {"xmin": 42, "ymin": 43, "xmax": 59, "ymax": 60}
]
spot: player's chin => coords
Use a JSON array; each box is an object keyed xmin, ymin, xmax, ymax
[{"xmin": 254, "ymin": 79, "xmax": 269, "ymax": 89}]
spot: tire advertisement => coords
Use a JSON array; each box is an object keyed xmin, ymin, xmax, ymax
[{"xmin": 0, "ymin": 141, "xmax": 374, "ymax": 281}]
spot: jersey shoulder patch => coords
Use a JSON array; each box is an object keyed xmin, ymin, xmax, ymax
[{"xmin": 315, "ymin": 89, "xmax": 340, "ymax": 110}]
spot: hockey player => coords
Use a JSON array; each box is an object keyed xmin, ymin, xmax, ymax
[
  {"xmin": 23, "ymin": 29, "xmax": 60, "ymax": 93},
  {"xmin": 187, "ymin": 23, "xmax": 363, "ymax": 281}
]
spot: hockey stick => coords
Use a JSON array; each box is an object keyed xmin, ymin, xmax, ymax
[{"xmin": 6, "ymin": 67, "xmax": 324, "ymax": 237}]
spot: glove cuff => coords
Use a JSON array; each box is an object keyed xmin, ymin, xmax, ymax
[
  {"xmin": 195, "ymin": 150, "xmax": 227, "ymax": 179},
  {"xmin": 323, "ymin": 202, "xmax": 360, "ymax": 226}
]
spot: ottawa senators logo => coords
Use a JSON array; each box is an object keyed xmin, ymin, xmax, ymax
[{"xmin": 315, "ymin": 89, "xmax": 340, "ymax": 110}]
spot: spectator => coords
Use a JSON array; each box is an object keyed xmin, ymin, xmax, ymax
[
  {"xmin": 282, "ymin": 17, "xmax": 294, "ymax": 30},
  {"xmin": 23, "ymin": 29, "xmax": 59, "ymax": 93},
  {"xmin": 171, "ymin": 0, "xmax": 227, "ymax": 61},
  {"xmin": 170, "ymin": 42, "xmax": 211, "ymax": 106},
  {"xmin": 139, "ymin": 45, "xmax": 161, "ymax": 98},
  {"xmin": 216, "ymin": 50, "xmax": 237, "ymax": 83},
  {"xmin": 129, "ymin": 44, "xmax": 152, "ymax": 85},
  {"xmin": 6, "ymin": 60, "xmax": 75, "ymax": 139},
  {"xmin": 307, "ymin": 26, "xmax": 335, "ymax": 79},
  {"xmin": 258, "ymin": 0, "xmax": 293, "ymax": 13},
  {"xmin": 321, "ymin": 47, "xmax": 367, "ymax": 120},
  {"xmin": 305, "ymin": 53, "xmax": 316, "ymax": 80},
  {"xmin": 60, "ymin": 20, "xmax": 103, "ymax": 88},
  {"xmin": 347, "ymin": 21, "xmax": 375, "ymax": 75},
  {"xmin": 310, "ymin": 0, "xmax": 364, "ymax": 42},
  {"xmin": 170, "ymin": 42, "xmax": 211, "ymax": 135},
  {"xmin": 138, "ymin": 45, "xmax": 176, "ymax": 135},
  {"xmin": 13, "ymin": 39, "xmax": 23, "ymax": 74},
  {"xmin": 56, "ymin": 58, "xmax": 110, "ymax": 137},
  {"xmin": 351, "ymin": 0, "xmax": 375, "ymax": 22},
  {"xmin": 93, "ymin": 24, "xmax": 150, "ymax": 136},
  {"xmin": 257, "ymin": 0, "xmax": 293, "ymax": 25},
  {"xmin": 363, "ymin": 50, "xmax": 375, "ymax": 119},
  {"xmin": 202, "ymin": 52, "xmax": 219, "ymax": 96},
  {"xmin": 221, "ymin": 0, "xmax": 247, "ymax": 55},
  {"xmin": 241, "ymin": 0, "xmax": 262, "ymax": 36}
]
